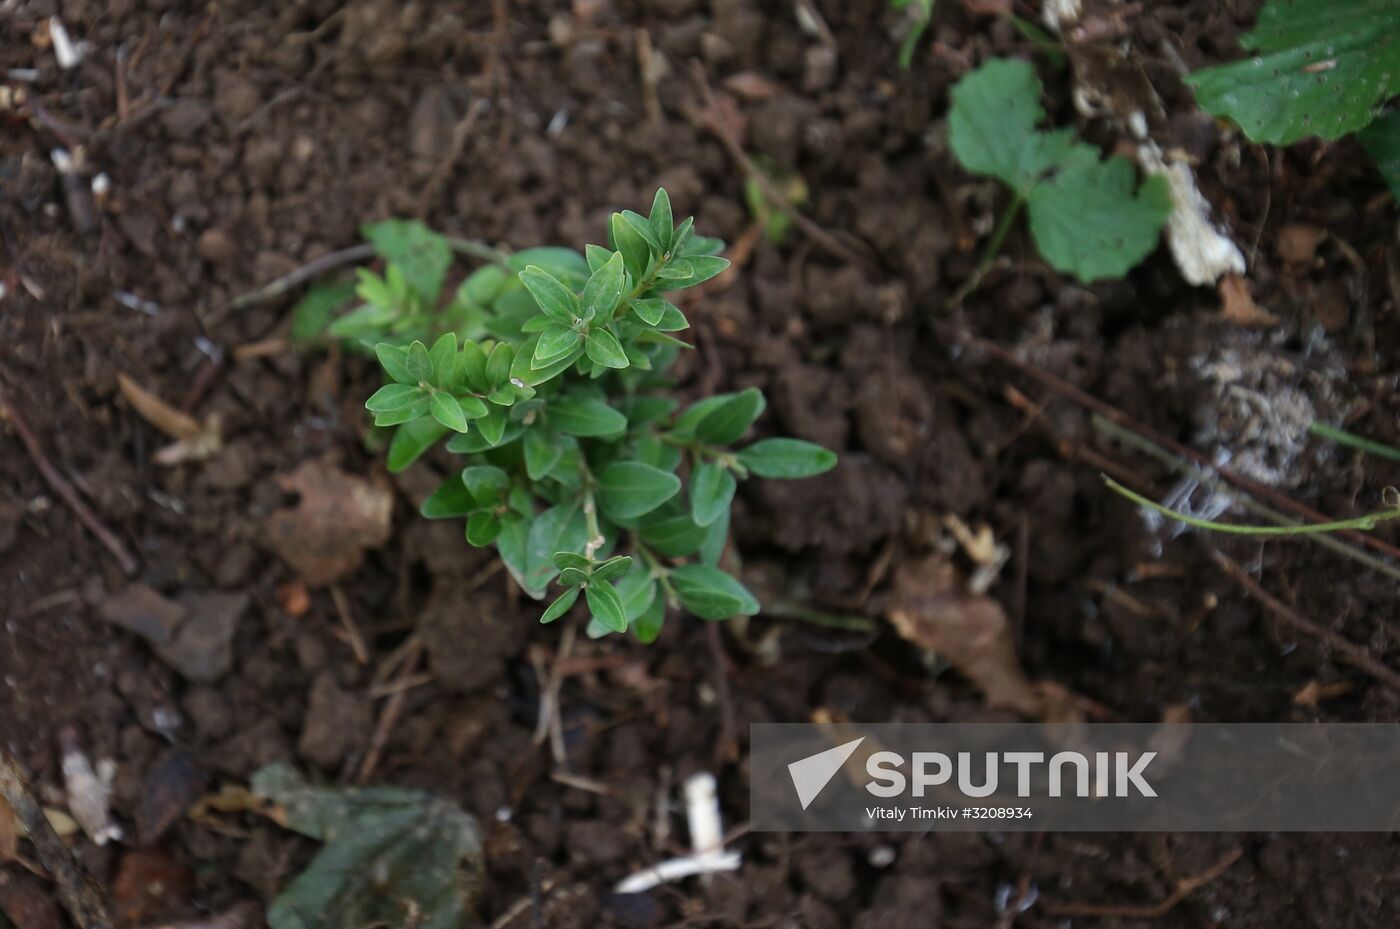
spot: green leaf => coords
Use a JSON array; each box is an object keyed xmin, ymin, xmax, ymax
[
  {"xmin": 519, "ymin": 265, "xmax": 581, "ymax": 324},
  {"xmin": 366, "ymin": 383, "xmax": 424, "ymax": 412},
  {"xmin": 553, "ymin": 552, "xmax": 592, "ymax": 571},
  {"xmin": 373, "ymin": 402, "xmax": 429, "ymax": 427},
  {"xmin": 459, "ymin": 264, "xmax": 507, "ymax": 305},
  {"xmin": 559, "ymin": 567, "xmax": 590, "ymax": 586},
  {"xmin": 585, "ymin": 243, "xmax": 614, "ymax": 273},
  {"xmin": 598, "ymin": 461, "xmax": 681, "ymax": 520},
  {"xmin": 671, "ymin": 395, "xmax": 731, "ymax": 439},
  {"xmin": 581, "ymin": 251, "xmax": 627, "ymax": 321},
  {"xmin": 549, "ymin": 396, "xmax": 628, "ymax": 436},
  {"xmin": 611, "ymin": 212, "xmax": 652, "ymax": 280},
  {"xmin": 653, "ymin": 302, "xmax": 690, "ymax": 332},
  {"xmin": 948, "ymin": 58, "xmax": 1076, "ymax": 197},
  {"xmin": 460, "ymin": 340, "xmax": 489, "ymax": 392},
  {"xmin": 590, "ymin": 555, "xmax": 633, "ymax": 583},
  {"xmin": 405, "ymin": 340, "xmax": 433, "ymax": 384},
  {"xmin": 639, "ymin": 512, "xmax": 708, "ymax": 557},
  {"xmin": 670, "ymin": 564, "xmax": 760, "ymax": 620},
  {"xmin": 534, "ymin": 325, "xmax": 582, "ymax": 367},
  {"xmin": 421, "ymin": 474, "xmax": 477, "ymax": 519},
  {"xmin": 541, "ymin": 587, "xmax": 580, "ymax": 624},
  {"xmin": 1186, "ymin": 0, "xmax": 1400, "ymax": 145},
  {"xmin": 496, "ymin": 512, "xmax": 534, "ymax": 596},
  {"xmin": 737, "ymin": 438, "xmax": 838, "ymax": 478},
  {"xmin": 253, "ymin": 763, "xmax": 481, "ymax": 929},
  {"xmin": 456, "ymin": 395, "xmax": 489, "ymax": 420},
  {"xmin": 695, "ymin": 387, "xmax": 766, "ymax": 445},
  {"xmin": 620, "ymin": 210, "xmax": 663, "ymax": 252},
  {"xmin": 690, "ymin": 461, "xmax": 737, "ymax": 527},
  {"xmin": 1360, "ymin": 109, "xmax": 1400, "ymax": 197},
  {"xmin": 485, "ymin": 341, "xmax": 514, "ymax": 387},
  {"xmin": 362, "ymin": 219, "xmax": 453, "ymax": 303},
  {"xmin": 462, "ymin": 465, "xmax": 510, "ymax": 504},
  {"xmin": 649, "ymin": 188, "xmax": 674, "ymax": 250},
  {"xmin": 481, "ymin": 401, "xmax": 513, "ymax": 441},
  {"xmin": 948, "ymin": 58, "xmax": 1169, "ymax": 282},
  {"xmin": 585, "ymin": 581, "xmax": 628, "ymax": 633},
  {"xmin": 632, "ymin": 592, "xmax": 666, "ymax": 643},
  {"xmin": 430, "ymin": 393, "xmax": 470, "ymax": 433},
  {"xmin": 506, "ymin": 247, "xmax": 589, "ymax": 288},
  {"xmin": 387, "ymin": 418, "xmax": 449, "ymax": 472},
  {"xmin": 290, "ymin": 281, "xmax": 355, "ymax": 344},
  {"xmin": 1028, "ymin": 152, "xmax": 1172, "ymax": 283},
  {"xmin": 698, "ymin": 506, "xmax": 729, "ymax": 566},
  {"xmin": 656, "ymin": 256, "xmax": 729, "ymax": 291},
  {"xmin": 466, "ymin": 510, "xmax": 502, "ymax": 546},
  {"xmin": 630, "ymin": 297, "xmax": 670, "ymax": 326},
  {"xmin": 428, "ymin": 332, "xmax": 458, "ymax": 388},
  {"xmin": 525, "ymin": 503, "xmax": 587, "ymax": 593},
  {"xmin": 585, "ymin": 328, "xmax": 629, "ymax": 369},
  {"xmin": 523, "ymin": 428, "xmax": 564, "ymax": 481},
  {"xmin": 671, "ymin": 216, "xmax": 696, "ymax": 254},
  {"xmin": 375, "ymin": 343, "xmax": 415, "ymax": 384}
]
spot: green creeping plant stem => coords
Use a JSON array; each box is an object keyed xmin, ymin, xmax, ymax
[
  {"xmin": 1104, "ymin": 476, "xmax": 1400, "ymax": 536},
  {"xmin": 1309, "ymin": 422, "xmax": 1400, "ymax": 464},
  {"xmin": 356, "ymin": 189, "xmax": 838, "ymax": 640}
]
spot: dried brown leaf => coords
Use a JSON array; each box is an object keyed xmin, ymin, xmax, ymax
[
  {"xmin": 722, "ymin": 71, "xmax": 783, "ymax": 100},
  {"xmin": 264, "ymin": 459, "xmax": 393, "ymax": 586},
  {"xmin": 1218, "ymin": 274, "xmax": 1278, "ymax": 328},
  {"xmin": 886, "ymin": 555, "xmax": 1041, "ymax": 716},
  {"xmin": 1276, "ymin": 223, "xmax": 1326, "ymax": 266},
  {"xmin": 0, "ymin": 797, "xmax": 17, "ymax": 861},
  {"xmin": 117, "ymin": 373, "xmax": 222, "ymax": 464}
]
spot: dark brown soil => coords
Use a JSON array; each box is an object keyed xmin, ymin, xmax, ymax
[{"xmin": 4, "ymin": 1, "xmax": 1400, "ymax": 928}]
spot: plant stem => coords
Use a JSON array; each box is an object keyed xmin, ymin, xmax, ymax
[
  {"xmin": 1309, "ymin": 422, "xmax": 1400, "ymax": 463},
  {"xmin": 1103, "ymin": 475, "xmax": 1400, "ymax": 535},
  {"xmin": 575, "ymin": 456, "xmax": 605, "ymax": 558},
  {"xmin": 949, "ymin": 193, "xmax": 1024, "ymax": 307}
]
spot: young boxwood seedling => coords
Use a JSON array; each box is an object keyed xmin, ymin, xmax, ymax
[
  {"xmin": 948, "ymin": 57, "xmax": 1171, "ymax": 285},
  {"xmin": 360, "ymin": 190, "xmax": 837, "ymax": 640}
]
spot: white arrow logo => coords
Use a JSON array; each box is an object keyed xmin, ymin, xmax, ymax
[{"xmin": 787, "ymin": 737, "xmax": 866, "ymax": 810}]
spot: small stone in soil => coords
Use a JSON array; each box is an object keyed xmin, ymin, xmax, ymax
[
  {"xmin": 134, "ymin": 749, "xmax": 205, "ymax": 844},
  {"xmin": 297, "ymin": 672, "xmax": 371, "ymax": 769}
]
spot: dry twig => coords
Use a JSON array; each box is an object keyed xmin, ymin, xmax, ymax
[{"xmin": 1045, "ymin": 847, "xmax": 1241, "ymax": 919}]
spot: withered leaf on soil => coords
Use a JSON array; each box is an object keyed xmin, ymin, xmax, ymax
[
  {"xmin": 117, "ymin": 373, "xmax": 222, "ymax": 465},
  {"xmin": 1218, "ymin": 274, "xmax": 1278, "ymax": 328},
  {"xmin": 886, "ymin": 554, "xmax": 1042, "ymax": 717},
  {"xmin": 251, "ymin": 764, "xmax": 483, "ymax": 929},
  {"xmin": 264, "ymin": 460, "xmax": 394, "ymax": 586}
]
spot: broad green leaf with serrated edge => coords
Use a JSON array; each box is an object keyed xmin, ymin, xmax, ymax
[
  {"xmin": 690, "ymin": 461, "xmax": 737, "ymax": 527},
  {"xmin": 519, "ymin": 266, "xmax": 580, "ymax": 324},
  {"xmin": 1187, "ymin": 0, "xmax": 1400, "ymax": 145},
  {"xmin": 362, "ymin": 219, "xmax": 453, "ymax": 304},
  {"xmin": 598, "ymin": 461, "xmax": 680, "ymax": 520},
  {"xmin": 695, "ymin": 387, "xmax": 765, "ymax": 445},
  {"xmin": 421, "ymin": 474, "xmax": 476, "ymax": 519},
  {"xmin": 737, "ymin": 438, "xmax": 837, "ymax": 478},
  {"xmin": 366, "ymin": 383, "xmax": 423, "ymax": 412},
  {"xmin": 671, "ymin": 564, "xmax": 760, "ymax": 620},
  {"xmin": 541, "ymin": 587, "xmax": 579, "ymax": 624},
  {"xmin": 948, "ymin": 58, "xmax": 1076, "ymax": 196},
  {"xmin": 585, "ymin": 329, "xmax": 629, "ymax": 369},
  {"xmin": 387, "ymin": 418, "xmax": 449, "ymax": 472},
  {"xmin": 949, "ymin": 58, "xmax": 1168, "ymax": 283},
  {"xmin": 585, "ymin": 581, "xmax": 628, "ymax": 633},
  {"xmin": 1027, "ymin": 151, "xmax": 1171, "ymax": 283},
  {"xmin": 549, "ymin": 396, "xmax": 627, "ymax": 436}
]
